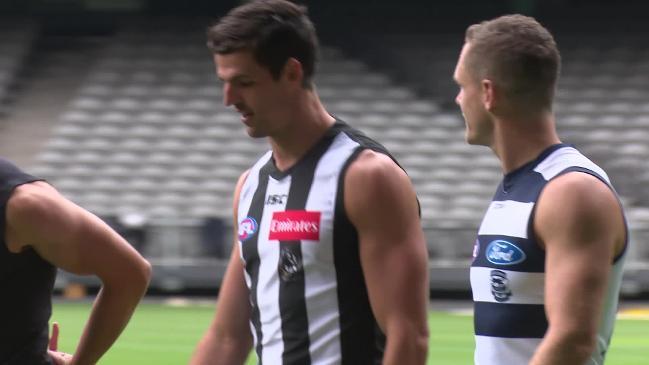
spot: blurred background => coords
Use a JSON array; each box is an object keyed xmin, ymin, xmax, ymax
[{"xmin": 1, "ymin": 0, "xmax": 648, "ymax": 297}]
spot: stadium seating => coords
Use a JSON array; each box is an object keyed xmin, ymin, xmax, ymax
[
  {"xmin": 5, "ymin": 18, "xmax": 645, "ymax": 292},
  {"xmin": 0, "ymin": 19, "xmax": 36, "ymax": 116},
  {"xmin": 29, "ymin": 27, "xmax": 503, "ymax": 232}
]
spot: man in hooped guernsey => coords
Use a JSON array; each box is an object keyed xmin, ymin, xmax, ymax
[
  {"xmin": 190, "ymin": 1, "xmax": 430, "ymax": 364},
  {"xmin": 453, "ymin": 15, "xmax": 627, "ymax": 365}
]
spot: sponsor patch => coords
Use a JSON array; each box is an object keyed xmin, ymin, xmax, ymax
[
  {"xmin": 269, "ymin": 210, "xmax": 320, "ymax": 241},
  {"xmin": 486, "ymin": 240, "xmax": 526, "ymax": 265},
  {"xmin": 238, "ymin": 217, "xmax": 258, "ymax": 242}
]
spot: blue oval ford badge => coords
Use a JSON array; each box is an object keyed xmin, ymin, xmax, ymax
[{"xmin": 486, "ymin": 240, "xmax": 526, "ymax": 265}]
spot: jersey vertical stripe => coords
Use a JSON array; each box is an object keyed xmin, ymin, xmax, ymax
[
  {"xmin": 258, "ymin": 173, "xmax": 290, "ymax": 364},
  {"xmin": 239, "ymin": 153, "xmax": 273, "ymax": 364},
  {"xmin": 277, "ymin": 135, "xmax": 337, "ymax": 365},
  {"xmin": 303, "ymin": 132, "xmax": 362, "ymax": 363},
  {"xmin": 471, "ymin": 144, "xmax": 627, "ymax": 365},
  {"xmin": 334, "ymin": 150, "xmax": 386, "ymax": 365}
]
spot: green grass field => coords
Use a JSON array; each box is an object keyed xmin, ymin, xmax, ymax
[{"xmin": 51, "ymin": 301, "xmax": 648, "ymax": 364}]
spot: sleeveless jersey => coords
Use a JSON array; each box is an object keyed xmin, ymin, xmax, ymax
[
  {"xmin": 0, "ymin": 158, "xmax": 55, "ymax": 365},
  {"xmin": 470, "ymin": 144, "xmax": 627, "ymax": 365},
  {"xmin": 236, "ymin": 120, "xmax": 400, "ymax": 365}
]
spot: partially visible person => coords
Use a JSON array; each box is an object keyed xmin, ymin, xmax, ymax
[
  {"xmin": 0, "ymin": 157, "xmax": 152, "ymax": 364},
  {"xmin": 453, "ymin": 14, "xmax": 627, "ymax": 365},
  {"xmin": 190, "ymin": 1, "xmax": 429, "ymax": 364}
]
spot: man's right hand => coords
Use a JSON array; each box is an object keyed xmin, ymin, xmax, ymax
[{"xmin": 48, "ymin": 322, "xmax": 75, "ymax": 365}]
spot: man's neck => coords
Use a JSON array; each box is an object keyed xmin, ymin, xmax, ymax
[
  {"xmin": 269, "ymin": 94, "xmax": 335, "ymax": 172},
  {"xmin": 491, "ymin": 112, "xmax": 561, "ymax": 174}
]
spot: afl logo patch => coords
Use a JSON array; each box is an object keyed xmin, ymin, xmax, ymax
[
  {"xmin": 472, "ymin": 239, "xmax": 480, "ymax": 260},
  {"xmin": 238, "ymin": 217, "xmax": 258, "ymax": 242},
  {"xmin": 486, "ymin": 240, "xmax": 526, "ymax": 265}
]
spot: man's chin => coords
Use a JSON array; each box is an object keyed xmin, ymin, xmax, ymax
[
  {"xmin": 465, "ymin": 132, "xmax": 487, "ymax": 146},
  {"xmin": 245, "ymin": 127, "xmax": 267, "ymax": 139},
  {"xmin": 465, "ymin": 130, "xmax": 477, "ymax": 145}
]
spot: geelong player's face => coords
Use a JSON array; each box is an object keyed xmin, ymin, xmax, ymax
[
  {"xmin": 215, "ymin": 51, "xmax": 293, "ymax": 138},
  {"xmin": 453, "ymin": 43, "xmax": 493, "ymax": 146}
]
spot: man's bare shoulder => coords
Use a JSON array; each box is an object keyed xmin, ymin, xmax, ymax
[
  {"xmin": 540, "ymin": 171, "xmax": 617, "ymax": 210},
  {"xmin": 536, "ymin": 171, "xmax": 625, "ymax": 252},
  {"xmin": 344, "ymin": 149, "xmax": 416, "ymax": 221},
  {"xmin": 7, "ymin": 181, "xmax": 58, "ymax": 219},
  {"xmin": 346, "ymin": 149, "xmax": 403, "ymax": 182}
]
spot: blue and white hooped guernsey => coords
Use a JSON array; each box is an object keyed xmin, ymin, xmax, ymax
[{"xmin": 471, "ymin": 144, "xmax": 628, "ymax": 365}]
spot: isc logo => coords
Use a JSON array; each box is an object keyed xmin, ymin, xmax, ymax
[{"xmin": 265, "ymin": 194, "xmax": 288, "ymax": 205}]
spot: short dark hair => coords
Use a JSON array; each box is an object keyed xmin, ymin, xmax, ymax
[
  {"xmin": 207, "ymin": 0, "xmax": 319, "ymax": 88},
  {"xmin": 464, "ymin": 14, "xmax": 561, "ymax": 111}
]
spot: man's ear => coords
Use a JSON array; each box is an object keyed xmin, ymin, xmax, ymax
[
  {"xmin": 282, "ymin": 57, "xmax": 304, "ymax": 86},
  {"xmin": 481, "ymin": 79, "xmax": 496, "ymax": 112}
]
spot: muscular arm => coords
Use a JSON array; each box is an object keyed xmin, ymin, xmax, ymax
[
  {"xmin": 345, "ymin": 150, "xmax": 429, "ymax": 365},
  {"xmin": 530, "ymin": 172, "xmax": 625, "ymax": 365},
  {"xmin": 190, "ymin": 171, "xmax": 253, "ymax": 365},
  {"xmin": 5, "ymin": 181, "xmax": 151, "ymax": 365}
]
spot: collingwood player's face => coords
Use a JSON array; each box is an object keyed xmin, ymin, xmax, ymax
[{"xmin": 215, "ymin": 51, "xmax": 295, "ymax": 139}]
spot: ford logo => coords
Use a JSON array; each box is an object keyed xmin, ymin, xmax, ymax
[{"xmin": 486, "ymin": 240, "xmax": 526, "ymax": 265}]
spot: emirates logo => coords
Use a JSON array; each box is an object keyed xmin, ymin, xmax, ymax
[{"xmin": 269, "ymin": 210, "xmax": 321, "ymax": 241}]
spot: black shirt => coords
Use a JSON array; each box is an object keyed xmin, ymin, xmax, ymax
[{"xmin": 0, "ymin": 158, "xmax": 55, "ymax": 365}]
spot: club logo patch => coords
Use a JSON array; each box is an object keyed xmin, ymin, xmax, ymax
[
  {"xmin": 490, "ymin": 269, "xmax": 512, "ymax": 302},
  {"xmin": 486, "ymin": 240, "xmax": 526, "ymax": 265},
  {"xmin": 238, "ymin": 217, "xmax": 258, "ymax": 242},
  {"xmin": 269, "ymin": 210, "xmax": 320, "ymax": 241},
  {"xmin": 278, "ymin": 247, "xmax": 303, "ymax": 282}
]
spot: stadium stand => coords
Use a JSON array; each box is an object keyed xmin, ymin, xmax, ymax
[
  {"xmin": 0, "ymin": 19, "xmax": 36, "ymax": 116},
  {"xmin": 0, "ymin": 11, "xmax": 645, "ymax": 293},
  {"xmin": 19, "ymin": 21, "xmax": 502, "ymax": 290}
]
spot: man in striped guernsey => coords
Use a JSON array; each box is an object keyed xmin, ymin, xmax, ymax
[
  {"xmin": 453, "ymin": 15, "xmax": 628, "ymax": 365},
  {"xmin": 190, "ymin": 1, "xmax": 430, "ymax": 364}
]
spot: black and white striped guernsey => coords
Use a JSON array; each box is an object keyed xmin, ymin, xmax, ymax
[
  {"xmin": 470, "ymin": 144, "xmax": 627, "ymax": 365},
  {"xmin": 236, "ymin": 120, "xmax": 397, "ymax": 365}
]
